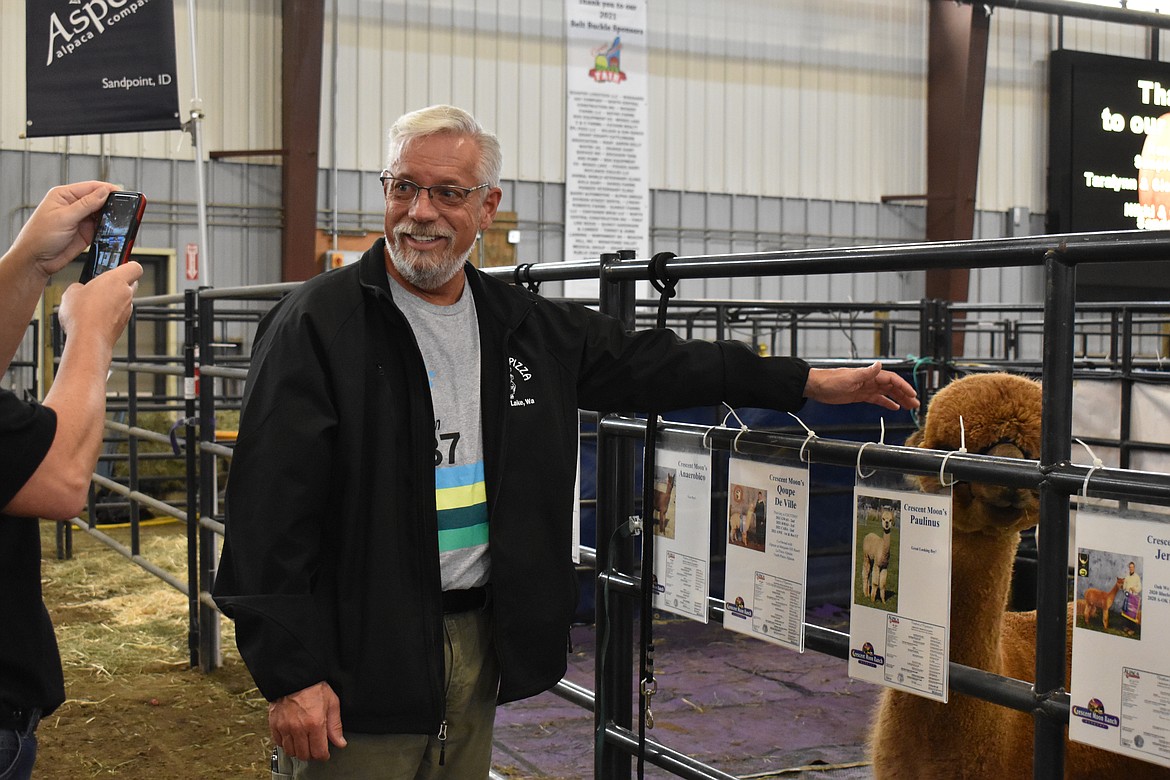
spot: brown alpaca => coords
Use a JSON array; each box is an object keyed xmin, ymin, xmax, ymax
[
  {"xmin": 870, "ymin": 373, "xmax": 1170, "ymax": 779},
  {"xmin": 862, "ymin": 507, "xmax": 895, "ymax": 603},
  {"xmin": 652, "ymin": 472, "xmax": 675, "ymax": 533},
  {"xmin": 1080, "ymin": 577, "xmax": 1126, "ymax": 631}
]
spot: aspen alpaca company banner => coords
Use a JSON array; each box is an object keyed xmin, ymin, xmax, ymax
[{"xmin": 25, "ymin": 0, "xmax": 181, "ymax": 138}]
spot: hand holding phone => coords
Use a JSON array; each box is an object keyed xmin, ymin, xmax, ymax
[{"xmin": 80, "ymin": 191, "xmax": 146, "ymax": 283}]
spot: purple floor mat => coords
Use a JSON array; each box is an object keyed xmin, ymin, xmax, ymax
[{"xmin": 493, "ymin": 613, "xmax": 878, "ymax": 779}]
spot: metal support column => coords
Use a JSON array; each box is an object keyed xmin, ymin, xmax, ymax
[
  {"xmin": 197, "ymin": 291, "xmax": 222, "ymax": 671},
  {"xmin": 183, "ymin": 289, "xmax": 201, "ymax": 669},
  {"xmin": 1035, "ymin": 251, "xmax": 1076, "ymax": 777},
  {"xmin": 595, "ymin": 252, "xmax": 637, "ymax": 780},
  {"xmin": 127, "ymin": 306, "xmax": 141, "ymax": 555},
  {"xmin": 281, "ymin": 0, "xmax": 325, "ymax": 281}
]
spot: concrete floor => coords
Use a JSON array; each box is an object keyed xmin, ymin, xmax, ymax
[{"xmin": 492, "ymin": 606, "xmax": 879, "ymax": 779}]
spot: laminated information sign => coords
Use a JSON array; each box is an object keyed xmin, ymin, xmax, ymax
[
  {"xmin": 848, "ymin": 478, "xmax": 953, "ymax": 702},
  {"xmin": 650, "ymin": 433, "xmax": 712, "ymax": 623},
  {"xmin": 722, "ymin": 453, "xmax": 810, "ymax": 652},
  {"xmin": 1070, "ymin": 506, "xmax": 1170, "ymax": 769}
]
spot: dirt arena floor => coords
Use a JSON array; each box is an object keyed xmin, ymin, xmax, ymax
[
  {"xmin": 35, "ymin": 520, "xmax": 270, "ymax": 778},
  {"xmin": 34, "ymin": 520, "xmax": 878, "ymax": 779}
]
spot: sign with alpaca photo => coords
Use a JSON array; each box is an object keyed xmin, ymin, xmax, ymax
[
  {"xmin": 1070, "ymin": 506, "xmax": 1170, "ymax": 768},
  {"xmin": 650, "ymin": 433, "xmax": 712, "ymax": 623},
  {"xmin": 722, "ymin": 453, "xmax": 810, "ymax": 652},
  {"xmin": 848, "ymin": 478, "xmax": 953, "ymax": 703}
]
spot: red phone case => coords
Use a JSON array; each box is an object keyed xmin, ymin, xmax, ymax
[{"xmin": 80, "ymin": 191, "xmax": 146, "ymax": 283}]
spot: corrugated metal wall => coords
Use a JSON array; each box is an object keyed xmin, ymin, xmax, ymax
[{"xmin": 0, "ymin": 1, "xmax": 1163, "ymax": 303}]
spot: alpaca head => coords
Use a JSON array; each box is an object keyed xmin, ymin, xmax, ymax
[
  {"xmin": 905, "ymin": 373, "xmax": 1041, "ymax": 537},
  {"xmin": 879, "ymin": 506, "xmax": 895, "ymax": 533}
]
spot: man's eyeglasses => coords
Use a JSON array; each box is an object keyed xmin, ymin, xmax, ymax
[{"xmin": 379, "ymin": 173, "xmax": 490, "ymax": 209}]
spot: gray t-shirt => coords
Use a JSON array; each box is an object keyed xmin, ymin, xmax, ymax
[{"xmin": 389, "ymin": 273, "xmax": 489, "ymax": 591}]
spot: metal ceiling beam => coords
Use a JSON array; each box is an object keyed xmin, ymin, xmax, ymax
[
  {"xmin": 961, "ymin": 0, "xmax": 1170, "ymax": 30},
  {"xmin": 281, "ymin": 0, "xmax": 325, "ymax": 282}
]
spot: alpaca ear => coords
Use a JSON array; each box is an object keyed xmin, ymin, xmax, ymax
[{"xmin": 903, "ymin": 428, "xmax": 925, "ymax": 449}]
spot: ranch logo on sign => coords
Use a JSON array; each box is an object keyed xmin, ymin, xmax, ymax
[
  {"xmin": 850, "ymin": 641, "xmax": 885, "ymax": 668},
  {"xmin": 1071, "ymin": 697, "xmax": 1121, "ymax": 730},
  {"xmin": 588, "ymin": 35, "xmax": 626, "ymax": 83},
  {"xmin": 725, "ymin": 595, "xmax": 752, "ymax": 620}
]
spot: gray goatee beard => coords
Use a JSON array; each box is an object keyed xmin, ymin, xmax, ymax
[{"xmin": 385, "ymin": 225, "xmax": 471, "ymax": 291}]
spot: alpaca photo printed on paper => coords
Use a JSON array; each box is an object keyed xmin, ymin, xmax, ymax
[
  {"xmin": 727, "ymin": 482, "xmax": 767, "ymax": 552},
  {"xmin": 855, "ymin": 495, "xmax": 900, "ymax": 612},
  {"xmin": 652, "ymin": 466, "xmax": 678, "ymax": 540},
  {"xmin": 1076, "ymin": 548, "xmax": 1143, "ymax": 640}
]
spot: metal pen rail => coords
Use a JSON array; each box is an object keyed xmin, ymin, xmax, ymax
[{"xmin": 57, "ymin": 226, "xmax": 1170, "ymax": 779}]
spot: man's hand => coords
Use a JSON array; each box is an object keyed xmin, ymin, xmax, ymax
[
  {"xmin": 58, "ymin": 261, "xmax": 143, "ymax": 356},
  {"xmin": 804, "ymin": 362, "xmax": 920, "ymax": 411},
  {"xmin": 8, "ymin": 181, "xmax": 116, "ymax": 278},
  {"xmin": 269, "ymin": 681, "xmax": 347, "ymax": 762}
]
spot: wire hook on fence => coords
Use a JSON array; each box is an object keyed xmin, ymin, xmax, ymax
[
  {"xmin": 787, "ymin": 412, "xmax": 817, "ymax": 463},
  {"xmin": 938, "ymin": 415, "xmax": 968, "ymax": 488},
  {"xmin": 1075, "ymin": 437, "xmax": 1105, "ymax": 500},
  {"xmin": 648, "ymin": 252, "xmax": 678, "ymax": 327},
  {"xmin": 720, "ymin": 407, "xmax": 750, "ymax": 455},
  {"xmin": 856, "ymin": 418, "xmax": 886, "ymax": 480},
  {"xmin": 513, "ymin": 263, "xmax": 540, "ymax": 294},
  {"xmin": 168, "ymin": 417, "xmax": 198, "ymax": 457}
]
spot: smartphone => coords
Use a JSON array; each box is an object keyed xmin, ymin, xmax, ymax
[{"xmin": 79, "ymin": 191, "xmax": 146, "ymax": 283}]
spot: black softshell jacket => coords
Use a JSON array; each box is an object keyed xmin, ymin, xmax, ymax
[{"xmin": 213, "ymin": 239, "xmax": 810, "ymax": 734}]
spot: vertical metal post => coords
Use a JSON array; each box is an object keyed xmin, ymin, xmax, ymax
[
  {"xmin": 197, "ymin": 291, "xmax": 222, "ymax": 671},
  {"xmin": 1035, "ymin": 251, "xmax": 1075, "ymax": 778},
  {"xmin": 183, "ymin": 290, "xmax": 200, "ymax": 669},
  {"xmin": 878, "ymin": 315, "xmax": 891, "ymax": 358},
  {"xmin": 1119, "ymin": 307, "xmax": 1135, "ymax": 472},
  {"xmin": 1110, "ymin": 310, "xmax": 1121, "ymax": 369},
  {"xmin": 595, "ymin": 253, "xmax": 635, "ymax": 780},
  {"xmin": 51, "ymin": 311, "xmax": 74, "ymax": 560},
  {"xmin": 128, "ymin": 305, "xmax": 140, "ymax": 555},
  {"xmin": 918, "ymin": 301, "xmax": 932, "ymax": 368}
]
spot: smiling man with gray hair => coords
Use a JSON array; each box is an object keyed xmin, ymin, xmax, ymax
[{"xmin": 214, "ymin": 104, "xmax": 918, "ymax": 779}]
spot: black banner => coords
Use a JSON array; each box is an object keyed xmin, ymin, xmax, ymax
[{"xmin": 25, "ymin": 0, "xmax": 181, "ymax": 138}]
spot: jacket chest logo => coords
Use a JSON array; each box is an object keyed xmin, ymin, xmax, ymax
[{"xmin": 509, "ymin": 356, "xmax": 536, "ymax": 408}]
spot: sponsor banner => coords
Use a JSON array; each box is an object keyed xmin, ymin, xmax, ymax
[
  {"xmin": 26, "ymin": 0, "xmax": 181, "ymax": 137},
  {"xmin": 563, "ymin": 0, "xmax": 648, "ymax": 298}
]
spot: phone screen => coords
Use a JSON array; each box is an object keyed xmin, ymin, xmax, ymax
[{"xmin": 81, "ymin": 191, "xmax": 146, "ymax": 283}]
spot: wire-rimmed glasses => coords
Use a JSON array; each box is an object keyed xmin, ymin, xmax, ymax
[{"xmin": 379, "ymin": 173, "xmax": 490, "ymax": 209}]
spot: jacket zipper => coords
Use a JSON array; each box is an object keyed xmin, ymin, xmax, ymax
[
  {"xmin": 371, "ymin": 279, "xmax": 448, "ymax": 745},
  {"xmin": 438, "ymin": 612, "xmax": 455, "ymax": 765}
]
